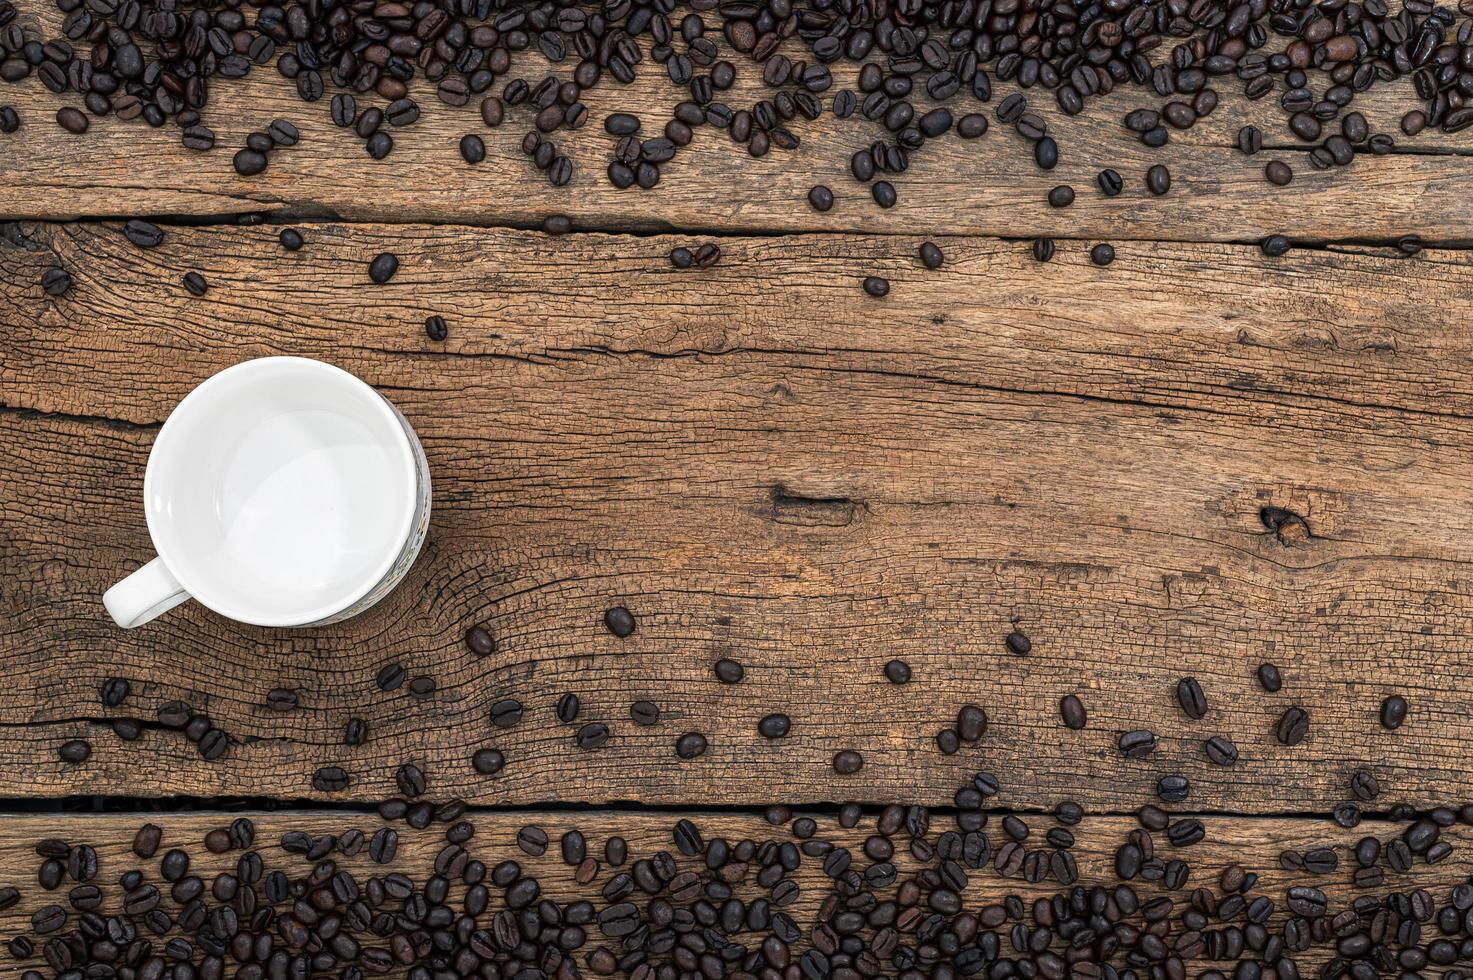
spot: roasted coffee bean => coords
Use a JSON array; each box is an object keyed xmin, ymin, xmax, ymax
[
  {"xmin": 1060, "ymin": 694, "xmax": 1087, "ymax": 729},
  {"xmin": 368, "ymin": 252, "xmax": 400, "ymax": 284},
  {"xmin": 575, "ymin": 722, "xmax": 610, "ymax": 749},
  {"xmin": 41, "ymin": 267, "xmax": 71, "ymax": 296},
  {"xmin": 1120, "ymin": 729, "xmax": 1157, "ymax": 758},
  {"xmin": 1276, "ymin": 706, "xmax": 1310, "ymax": 745},
  {"xmin": 1091, "ymin": 243, "xmax": 1116, "ymax": 266},
  {"xmin": 1238, "ymin": 126, "xmax": 1263, "ymax": 154},
  {"xmin": 424, "ymin": 315, "xmax": 448, "ymax": 342},
  {"xmin": 491, "ymin": 699, "xmax": 524, "ymax": 728},
  {"xmin": 630, "ymin": 700, "xmax": 660, "ymax": 725},
  {"xmin": 1380, "ymin": 694, "xmax": 1408, "ymax": 729},
  {"xmin": 833, "ymin": 749, "xmax": 863, "ymax": 774},
  {"xmin": 1265, "ymin": 160, "xmax": 1293, "ymax": 185},
  {"xmin": 0, "ymin": 105, "xmax": 17, "ymax": 133},
  {"xmin": 676, "ymin": 732, "xmax": 708, "ymax": 758},
  {"xmin": 265, "ymin": 688, "xmax": 298, "ymax": 711},
  {"xmin": 122, "ymin": 219, "xmax": 163, "ymax": 248},
  {"xmin": 1097, "ymin": 168, "xmax": 1123, "ymax": 196},
  {"xmin": 396, "ymin": 763, "xmax": 427, "ymax": 797},
  {"xmin": 1047, "ymin": 185, "xmax": 1074, "ymax": 207},
  {"xmin": 862, "ymin": 276, "xmax": 890, "ymax": 298},
  {"xmin": 884, "ymin": 660, "xmax": 912, "ymax": 684},
  {"xmin": 1261, "ymin": 235, "xmax": 1291, "ymax": 257},
  {"xmin": 758, "ymin": 713, "xmax": 791, "ymax": 738},
  {"xmin": 312, "ymin": 766, "xmax": 350, "ymax": 792},
  {"xmin": 1176, "ymin": 677, "xmax": 1206, "ymax": 718},
  {"xmin": 465, "ymin": 626, "xmax": 495, "ymax": 656},
  {"xmin": 100, "ymin": 678, "xmax": 129, "ymax": 707},
  {"xmin": 1257, "ymin": 662, "xmax": 1283, "ymax": 691},
  {"xmin": 279, "ymin": 228, "xmax": 304, "ymax": 251},
  {"xmin": 1205, "ymin": 735, "xmax": 1238, "ymax": 766},
  {"xmin": 472, "ymin": 748, "xmax": 505, "ymax": 775},
  {"xmin": 604, "ymin": 606, "xmax": 636, "ymax": 636},
  {"xmin": 714, "ymin": 658, "xmax": 744, "ymax": 683},
  {"xmin": 376, "ymin": 663, "xmax": 406, "ymax": 691},
  {"xmin": 157, "ymin": 701, "xmax": 192, "ymax": 727},
  {"xmin": 1145, "ymin": 164, "xmax": 1171, "ymax": 195},
  {"xmin": 57, "ymin": 739, "xmax": 90, "ymax": 763},
  {"xmin": 1033, "ymin": 239, "xmax": 1055, "ymax": 262},
  {"xmin": 460, "ymin": 133, "xmax": 486, "ymax": 163},
  {"xmin": 919, "ymin": 242, "xmax": 944, "ymax": 269}
]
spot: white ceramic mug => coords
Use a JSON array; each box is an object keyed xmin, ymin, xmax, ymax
[{"xmin": 103, "ymin": 356, "xmax": 431, "ymax": 629}]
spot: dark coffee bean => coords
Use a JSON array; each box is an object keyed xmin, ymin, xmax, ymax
[
  {"xmin": 556, "ymin": 692, "xmax": 580, "ymax": 723},
  {"xmin": 630, "ymin": 700, "xmax": 660, "ymax": 725},
  {"xmin": 465, "ymin": 626, "xmax": 495, "ymax": 656},
  {"xmin": 1119, "ymin": 729, "xmax": 1157, "ymax": 758},
  {"xmin": 543, "ymin": 214, "xmax": 572, "ymax": 235},
  {"xmin": 279, "ymin": 228, "xmax": 304, "ymax": 251},
  {"xmin": 670, "ymin": 246, "xmax": 694, "ymax": 268},
  {"xmin": 1396, "ymin": 234, "xmax": 1422, "ymax": 256},
  {"xmin": 408, "ymin": 675, "xmax": 435, "ymax": 698},
  {"xmin": 997, "ymin": 93, "xmax": 1026, "ymax": 122},
  {"xmin": 1380, "ymin": 695, "xmax": 1408, "ymax": 729},
  {"xmin": 808, "ymin": 185, "xmax": 834, "ymax": 211},
  {"xmin": 330, "ymin": 93, "xmax": 356, "ymax": 127},
  {"xmin": 122, "ymin": 220, "xmax": 164, "ymax": 248},
  {"xmin": 575, "ymin": 722, "xmax": 610, "ymax": 749},
  {"xmin": 490, "ymin": 699, "xmax": 524, "ymax": 728},
  {"xmin": 112, "ymin": 718, "xmax": 141, "ymax": 741},
  {"xmin": 1091, "ymin": 243, "xmax": 1116, "ymax": 265},
  {"xmin": 957, "ymin": 704, "xmax": 987, "ymax": 742},
  {"xmin": 517, "ymin": 825, "xmax": 549, "ymax": 855},
  {"xmin": 1261, "ymin": 235, "xmax": 1291, "ymax": 257},
  {"xmin": 157, "ymin": 701, "xmax": 192, "ymax": 727},
  {"xmin": 366, "ymin": 131, "xmax": 393, "ymax": 158},
  {"xmin": 375, "ymin": 663, "xmax": 406, "ymax": 691},
  {"xmin": 872, "ymin": 181, "xmax": 896, "ymax": 208},
  {"xmin": 957, "ymin": 113, "xmax": 988, "ymax": 138},
  {"xmin": 56, "ymin": 107, "xmax": 87, "ymax": 133},
  {"xmin": 425, "ymin": 315, "xmax": 448, "ymax": 341},
  {"xmin": 198, "ymin": 728, "xmax": 228, "ymax": 760},
  {"xmin": 265, "ymin": 688, "xmax": 298, "ymax": 711},
  {"xmin": 833, "ymin": 749, "xmax": 863, "ymax": 774},
  {"xmin": 1047, "ymin": 185, "xmax": 1074, "ymax": 207},
  {"xmin": 1257, "ymin": 662, "xmax": 1282, "ymax": 691},
  {"xmin": 460, "ymin": 133, "xmax": 486, "ymax": 163},
  {"xmin": 1176, "ymin": 677, "xmax": 1206, "ymax": 718},
  {"xmin": 232, "ymin": 149, "xmax": 267, "ymax": 175},
  {"xmin": 344, "ymin": 718, "xmax": 367, "ymax": 746},
  {"xmin": 884, "ymin": 659, "xmax": 911, "ymax": 684},
  {"xmin": 368, "ymin": 252, "xmax": 400, "ymax": 284},
  {"xmin": 676, "ymin": 732, "xmax": 708, "ymax": 758},
  {"xmin": 1157, "ymin": 775, "xmax": 1190, "ymax": 803},
  {"xmin": 1145, "ymin": 165, "xmax": 1171, "ymax": 195},
  {"xmin": 1033, "ymin": 238, "xmax": 1055, "ymax": 262},
  {"xmin": 100, "ymin": 677, "xmax": 129, "ymax": 708},
  {"xmin": 41, "ymin": 267, "xmax": 71, "ymax": 296},
  {"xmin": 58, "ymin": 739, "xmax": 90, "ymax": 763},
  {"xmin": 1096, "ymin": 169, "xmax": 1124, "ymax": 196},
  {"xmin": 919, "ymin": 242, "xmax": 944, "ymax": 269},
  {"xmin": 472, "ymin": 748, "xmax": 505, "ymax": 775},
  {"xmin": 312, "ymin": 766, "xmax": 350, "ymax": 792},
  {"xmin": 1060, "ymin": 694, "xmax": 1086, "ymax": 729},
  {"xmin": 862, "ymin": 276, "xmax": 890, "ymax": 298},
  {"xmin": 1034, "ymin": 136, "xmax": 1058, "ymax": 169},
  {"xmin": 0, "ymin": 105, "xmax": 17, "ymax": 132},
  {"xmin": 1276, "ymin": 706, "xmax": 1310, "ymax": 745},
  {"xmin": 181, "ymin": 271, "xmax": 208, "ymax": 296},
  {"xmin": 480, "ymin": 98, "xmax": 503, "ymax": 128},
  {"xmin": 396, "ymin": 762, "xmax": 427, "ymax": 797},
  {"xmin": 1205, "ymin": 735, "xmax": 1238, "ymax": 766},
  {"xmin": 758, "ymin": 713, "xmax": 791, "ymax": 738},
  {"xmin": 714, "ymin": 658, "xmax": 744, "ymax": 683},
  {"xmin": 1265, "ymin": 161, "xmax": 1293, "ymax": 186},
  {"xmin": 604, "ymin": 606, "xmax": 636, "ymax": 636}
]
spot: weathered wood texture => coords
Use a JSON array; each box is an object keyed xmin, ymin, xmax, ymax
[
  {"xmin": 1, "ymin": 0, "xmax": 1471, "ymax": 238},
  {"xmin": 0, "ymin": 809, "xmax": 1459, "ymax": 958},
  {"xmin": 2, "ymin": 222, "xmax": 1473, "ymax": 809}
]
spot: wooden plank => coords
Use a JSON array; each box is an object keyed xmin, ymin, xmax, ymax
[
  {"xmin": 0, "ymin": 1, "xmax": 1470, "ymax": 238},
  {"xmin": 2, "ymin": 224, "xmax": 1473, "ymax": 810},
  {"xmin": 0, "ymin": 808, "xmax": 1459, "ymax": 970}
]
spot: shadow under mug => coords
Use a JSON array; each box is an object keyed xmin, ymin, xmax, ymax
[{"xmin": 103, "ymin": 356, "xmax": 432, "ymax": 629}]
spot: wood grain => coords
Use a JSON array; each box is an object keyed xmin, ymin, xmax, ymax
[
  {"xmin": 0, "ymin": 0, "xmax": 1470, "ymax": 238},
  {"xmin": 2, "ymin": 222, "xmax": 1473, "ymax": 809},
  {"xmin": 0, "ymin": 808, "xmax": 1459, "ymax": 962}
]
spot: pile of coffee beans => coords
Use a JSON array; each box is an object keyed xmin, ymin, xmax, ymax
[{"xmin": 1, "ymin": 0, "xmax": 1471, "ymax": 206}]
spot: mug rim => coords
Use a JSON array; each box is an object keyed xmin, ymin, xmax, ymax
[{"xmin": 142, "ymin": 356, "xmax": 421, "ymax": 628}]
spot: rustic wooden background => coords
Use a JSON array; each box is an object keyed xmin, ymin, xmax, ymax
[{"xmin": 2, "ymin": 0, "xmax": 1473, "ymax": 957}]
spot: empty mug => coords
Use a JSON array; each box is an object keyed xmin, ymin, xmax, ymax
[{"xmin": 103, "ymin": 356, "xmax": 431, "ymax": 628}]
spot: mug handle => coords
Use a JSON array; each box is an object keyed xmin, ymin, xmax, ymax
[{"xmin": 103, "ymin": 557, "xmax": 190, "ymax": 628}]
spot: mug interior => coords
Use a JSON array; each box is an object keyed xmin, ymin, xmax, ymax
[{"xmin": 144, "ymin": 357, "xmax": 418, "ymax": 627}]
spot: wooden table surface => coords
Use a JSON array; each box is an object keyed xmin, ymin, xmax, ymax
[{"xmin": 3, "ymin": 0, "xmax": 1473, "ymax": 967}]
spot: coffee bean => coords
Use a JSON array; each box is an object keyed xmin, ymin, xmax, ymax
[
  {"xmin": 1096, "ymin": 168, "xmax": 1124, "ymax": 196},
  {"xmin": 265, "ymin": 688, "xmax": 297, "ymax": 711},
  {"xmin": 604, "ymin": 606, "xmax": 636, "ymax": 637},
  {"xmin": 198, "ymin": 728, "xmax": 228, "ymax": 760},
  {"xmin": 100, "ymin": 677, "xmax": 129, "ymax": 708},
  {"xmin": 233, "ymin": 149, "xmax": 268, "ymax": 176},
  {"xmin": 1176, "ymin": 677, "xmax": 1206, "ymax": 718},
  {"xmin": 375, "ymin": 663, "xmax": 406, "ymax": 691},
  {"xmin": 472, "ymin": 748, "xmax": 505, "ymax": 775},
  {"xmin": 480, "ymin": 97, "xmax": 504, "ymax": 127},
  {"xmin": 396, "ymin": 763, "xmax": 427, "ymax": 797},
  {"xmin": 1157, "ymin": 775, "xmax": 1190, "ymax": 803},
  {"xmin": 714, "ymin": 658, "xmax": 744, "ymax": 683},
  {"xmin": 56, "ymin": 107, "xmax": 86, "ymax": 133},
  {"xmin": 862, "ymin": 276, "xmax": 890, "ymax": 298},
  {"xmin": 1047, "ymin": 185, "xmax": 1074, "ymax": 207},
  {"xmin": 344, "ymin": 718, "xmax": 367, "ymax": 746},
  {"xmin": 1238, "ymin": 125, "xmax": 1262, "ymax": 154},
  {"xmin": 1119, "ymin": 729, "xmax": 1157, "ymax": 758},
  {"xmin": 1005, "ymin": 630, "xmax": 1031, "ymax": 655},
  {"xmin": 1033, "ymin": 238, "xmax": 1055, "ymax": 262},
  {"xmin": 1145, "ymin": 164, "xmax": 1171, "ymax": 195},
  {"xmin": 543, "ymin": 214, "xmax": 572, "ymax": 235},
  {"xmin": 112, "ymin": 718, "xmax": 141, "ymax": 741},
  {"xmin": 278, "ymin": 228, "xmax": 304, "ymax": 251},
  {"xmin": 1060, "ymin": 694, "xmax": 1087, "ymax": 729},
  {"xmin": 1261, "ymin": 235, "xmax": 1291, "ymax": 257},
  {"xmin": 919, "ymin": 241, "xmax": 944, "ymax": 269},
  {"xmin": 180, "ymin": 271, "xmax": 208, "ymax": 296},
  {"xmin": 460, "ymin": 133, "xmax": 485, "ymax": 164},
  {"xmin": 312, "ymin": 766, "xmax": 350, "ymax": 792},
  {"xmin": 1091, "ymin": 243, "xmax": 1116, "ymax": 266},
  {"xmin": 0, "ymin": 105, "xmax": 17, "ymax": 133},
  {"xmin": 957, "ymin": 704, "xmax": 987, "ymax": 742},
  {"xmin": 157, "ymin": 701, "xmax": 192, "ymax": 727},
  {"xmin": 676, "ymin": 732, "xmax": 708, "ymax": 758},
  {"xmin": 425, "ymin": 315, "xmax": 448, "ymax": 341},
  {"xmin": 41, "ymin": 267, "xmax": 71, "ymax": 296},
  {"xmin": 465, "ymin": 626, "xmax": 495, "ymax": 656},
  {"xmin": 408, "ymin": 675, "xmax": 435, "ymax": 698},
  {"xmin": 517, "ymin": 825, "xmax": 549, "ymax": 856},
  {"xmin": 58, "ymin": 739, "xmax": 90, "ymax": 763},
  {"xmin": 1265, "ymin": 160, "xmax": 1293, "ymax": 185},
  {"xmin": 1205, "ymin": 734, "xmax": 1238, "ymax": 766},
  {"xmin": 1257, "ymin": 662, "xmax": 1283, "ymax": 691},
  {"xmin": 884, "ymin": 659, "xmax": 911, "ymax": 683},
  {"xmin": 1380, "ymin": 694, "xmax": 1408, "ymax": 729},
  {"xmin": 872, "ymin": 181, "xmax": 896, "ymax": 208},
  {"xmin": 490, "ymin": 699, "xmax": 524, "ymax": 728},
  {"xmin": 630, "ymin": 700, "xmax": 660, "ymax": 725},
  {"xmin": 957, "ymin": 113, "xmax": 988, "ymax": 137},
  {"xmin": 122, "ymin": 219, "xmax": 164, "ymax": 248},
  {"xmin": 758, "ymin": 713, "xmax": 791, "ymax": 738},
  {"xmin": 1276, "ymin": 706, "xmax": 1310, "ymax": 745},
  {"xmin": 832, "ymin": 749, "xmax": 863, "ymax": 774},
  {"xmin": 575, "ymin": 722, "xmax": 610, "ymax": 749},
  {"xmin": 556, "ymin": 692, "xmax": 580, "ymax": 723},
  {"xmin": 368, "ymin": 252, "xmax": 399, "ymax": 284},
  {"xmin": 1034, "ymin": 136, "xmax": 1058, "ymax": 169},
  {"xmin": 808, "ymin": 185, "xmax": 834, "ymax": 211}
]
